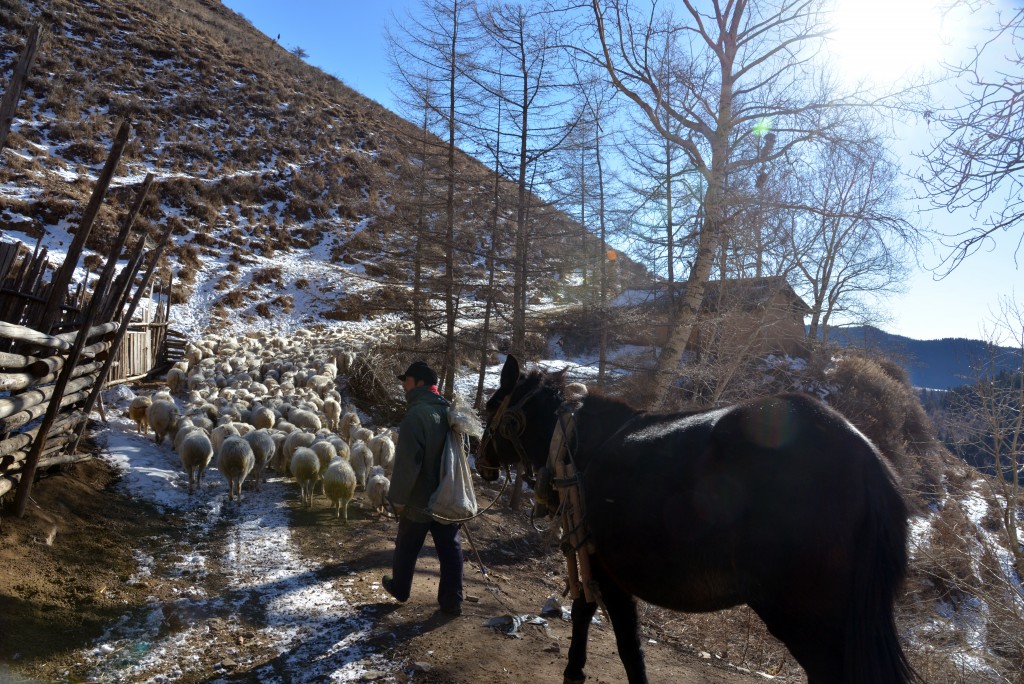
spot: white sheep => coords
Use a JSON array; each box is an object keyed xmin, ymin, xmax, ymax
[
  {"xmin": 243, "ymin": 429, "xmax": 276, "ymax": 492},
  {"xmin": 172, "ymin": 417, "xmax": 201, "ymax": 451},
  {"xmin": 185, "ymin": 343, "xmax": 203, "ymax": 369},
  {"xmin": 179, "ymin": 431, "xmax": 214, "ymax": 494},
  {"xmin": 368, "ymin": 431, "xmax": 396, "ymax": 476},
  {"xmin": 281, "ymin": 430, "xmax": 316, "ymax": 473},
  {"xmin": 231, "ymin": 421, "xmax": 255, "ymax": 438},
  {"xmin": 251, "ymin": 406, "xmax": 276, "ymax": 430},
  {"xmin": 310, "ymin": 440, "xmax": 338, "ymax": 493},
  {"xmin": 322, "ymin": 398, "xmax": 341, "ymax": 431},
  {"xmin": 210, "ymin": 423, "xmax": 240, "ymax": 457},
  {"xmin": 327, "ymin": 435, "xmax": 350, "ymax": 461},
  {"xmin": 128, "ymin": 395, "xmax": 152, "ymax": 435},
  {"xmin": 290, "ymin": 446, "xmax": 320, "ymax": 508},
  {"xmin": 349, "ymin": 439, "xmax": 374, "ymax": 491},
  {"xmin": 147, "ymin": 399, "xmax": 179, "ymax": 445},
  {"xmin": 320, "ymin": 361, "xmax": 338, "ymax": 380},
  {"xmin": 365, "ymin": 465, "xmax": 391, "ymax": 516},
  {"xmin": 336, "ymin": 350, "xmax": 357, "ymax": 373},
  {"xmin": 186, "ymin": 372, "xmax": 206, "ymax": 392},
  {"xmin": 322, "ymin": 457, "xmax": 357, "ymax": 522},
  {"xmin": 166, "ymin": 367, "xmax": 187, "ymax": 394},
  {"xmin": 307, "ymin": 374, "xmax": 333, "ymax": 398},
  {"xmin": 270, "ymin": 431, "xmax": 289, "ymax": 471},
  {"xmin": 351, "ymin": 426, "xmax": 373, "ymax": 445},
  {"xmin": 289, "ymin": 408, "xmax": 322, "ymax": 432},
  {"xmin": 218, "ymin": 436, "xmax": 255, "ymax": 502},
  {"xmin": 339, "ymin": 411, "xmax": 360, "ymax": 441}
]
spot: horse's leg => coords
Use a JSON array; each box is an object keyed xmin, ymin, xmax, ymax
[
  {"xmin": 756, "ymin": 607, "xmax": 844, "ymax": 684},
  {"xmin": 599, "ymin": 578, "xmax": 648, "ymax": 684},
  {"xmin": 563, "ymin": 596, "xmax": 597, "ymax": 684}
]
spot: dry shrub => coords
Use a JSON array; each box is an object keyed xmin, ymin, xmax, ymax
[
  {"xmin": 60, "ymin": 141, "xmax": 108, "ymax": 164},
  {"xmin": 251, "ymin": 267, "xmax": 283, "ymax": 287},
  {"xmin": 906, "ymin": 497, "xmax": 1024, "ymax": 679},
  {"xmin": 915, "ymin": 504, "xmax": 978, "ymax": 605},
  {"xmin": 326, "ymin": 286, "xmax": 408, "ymax": 321},
  {"xmin": 169, "ymin": 284, "xmax": 190, "ymax": 305},
  {"xmin": 364, "ymin": 260, "xmax": 406, "ymax": 280},
  {"xmin": 221, "ymin": 289, "xmax": 246, "ymax": 308},
  {"xmin": 344, "ymin": 346, "xmax": 412, "ymax": 426},
  {"xmin": 214, "ymin": 274, "xmax": 237, "ymax": 292},
  {"xmin": 270, "ymin": 295, "xmax": 294, "ymax": 314},
  {"xmin": 174, "ymin": 242, "xmax": 202, "ymax": 271},
  {"xmin": 614, "ymin": 369, "xmax": 659, "ymax": 409},
  {"xmin": 826, "ymin": 354, "xmax": 942, "ymax": 504},
  {"xmin": 191, "ymin": 231, "xmax": 217, "ymax": 247}
]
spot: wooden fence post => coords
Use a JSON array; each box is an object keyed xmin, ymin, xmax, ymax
[
  {"xmin": 37, "ymin": 120, "xmax": 131, "ymax": 335},
  {"xmin": 101, "ymin": 228, "xmax": 149, "ymax": 324},
  {"xmin": 67, "ymin": 225, "xmax": 173, "ymax": 456},
  {"xmin": 0, "ymin": 24, "xmax": 42, "ymax": 153},
  {"xmin": 93, "ymin": 173, "xmax": 154, "ymax": 315}
]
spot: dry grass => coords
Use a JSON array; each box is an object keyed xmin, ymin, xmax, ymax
[{"xmin": 825, "ymin": 353, "xmax": 944, "ymax": 505}]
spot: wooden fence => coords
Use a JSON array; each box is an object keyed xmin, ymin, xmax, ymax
[{"xmin": 0, "ymin": 24, "xmax": 182, "ymax": 516}]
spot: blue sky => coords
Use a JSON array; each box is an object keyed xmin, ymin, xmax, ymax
[{"xmin": 220, "ymin": 1, "xmax": 1021, "ymax": 343}]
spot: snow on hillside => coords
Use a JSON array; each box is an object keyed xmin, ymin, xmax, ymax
[{"xmin": 0, "ymin": 175, "xmax": 403, "ymax": 343}]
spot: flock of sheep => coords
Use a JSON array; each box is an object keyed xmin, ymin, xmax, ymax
[{"xmin": 125, "ymin": 329, "xmax": 396, "ymax": 522}]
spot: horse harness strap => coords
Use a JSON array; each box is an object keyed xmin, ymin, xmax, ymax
[
  {"xmin": 546, "ymin": 402, "xmax": 602, "ymax": 608},
  {"xmin": 481, "ymin": 384, "xmax": 545, "ymax": 481}
]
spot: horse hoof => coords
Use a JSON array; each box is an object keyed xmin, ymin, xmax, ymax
[{"xmin": 563, "ymin": 676, "xmax": 586, "ymax": 684}]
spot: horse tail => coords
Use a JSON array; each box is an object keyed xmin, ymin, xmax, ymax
[{"xmin": 846, "ymin": 455, "xmax": 918, "ymax": 684}]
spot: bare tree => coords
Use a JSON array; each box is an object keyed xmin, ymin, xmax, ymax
[
  {"xmin": 615, "ymin": 24, "xmax": 703, "ymax": 328},
  {"xmin": 387, "ymin": 0, "xmax": 479, "ymax": 397},
  {"xmin": 786, "ymin": 129, "xmax": 916, "ymax": 341},
  {"xmin": 943, "ymin": 296, "xmax": 1024, "ymax": 579},
  {"xmin": 585, "ymin": 0, "xmax": 871, "ymax": 408},
  {"xmin": 547, "ymin": 61, "xmax": 622, "ymax": 382},
  {"xmin": 473, "ymin": 1, "xmax": 579, "ymax": 359},
  {"xmin": 919, "ymin": 4, "xmax": 1024, "ymax": 274}
]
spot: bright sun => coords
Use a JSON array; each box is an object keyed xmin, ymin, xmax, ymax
[{"xmin": 827, "ymin": 0, "xmax": 954, "ymax": 85}]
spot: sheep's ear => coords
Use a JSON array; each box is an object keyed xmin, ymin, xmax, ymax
[{"xmin": 499, "ymin": 355, "xmax": 520, "ymax": 391}]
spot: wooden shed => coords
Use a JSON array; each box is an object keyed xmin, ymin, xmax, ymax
[{"xmin": 613, "ymin": 276, "xmax": 811, "ymax": 357}]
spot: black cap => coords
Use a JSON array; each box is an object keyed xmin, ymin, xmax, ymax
[{"xmin": 397, "ymin": 360, "xmax": 438, "ymax": 386}]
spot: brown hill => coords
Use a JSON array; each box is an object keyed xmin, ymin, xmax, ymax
[{"xmin": 0, "ymin": 0, "xmax": 647, "ymax": 339}]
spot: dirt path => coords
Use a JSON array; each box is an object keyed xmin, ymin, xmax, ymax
[{"xmin": 0, "ymin": 429, "xmax": 785, "ymax": 683}]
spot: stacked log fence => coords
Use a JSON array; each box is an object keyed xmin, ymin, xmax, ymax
[{"xmin": 1, "ymin": 24, "xmax": 182, "ymax": 516}]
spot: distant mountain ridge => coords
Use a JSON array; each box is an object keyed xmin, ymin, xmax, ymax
[{"xmin": 823, "ymin": 325, "xmax": 1022, "ymax": 389}]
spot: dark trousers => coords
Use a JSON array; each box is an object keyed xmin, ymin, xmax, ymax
[{"xmin": 390, "ymin": 516, "xmax": 464, "ymax": 610}]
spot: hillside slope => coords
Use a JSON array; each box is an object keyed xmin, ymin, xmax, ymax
[
  {"xmin": 0, "ymin": 0, "xmax": 645, "ymax": 340},
  {"xmin": 825, "ymin": 325, "xmax": 1021, "ymax": 389}
]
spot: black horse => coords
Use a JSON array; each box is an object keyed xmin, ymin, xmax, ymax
[{"xmin": 478, "ymin": 356, "xmax": 916, "ymax": 684}]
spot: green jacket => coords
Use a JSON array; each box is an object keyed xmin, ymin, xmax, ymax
[{"xmin": 388, "ymin": 386, "xmax": 450, "ymax": 523}]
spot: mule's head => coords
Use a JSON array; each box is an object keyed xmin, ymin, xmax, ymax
[{"xmin": 477, "ymin": 355, "xmax": 564, "ymax": 484}]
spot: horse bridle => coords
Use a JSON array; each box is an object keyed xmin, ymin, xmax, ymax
[{"xmin": 478, "ymin": 382, "xmax": 546, "ymax": 483}]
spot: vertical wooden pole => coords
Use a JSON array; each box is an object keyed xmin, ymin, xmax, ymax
[
  {"xmin": 67, "ymin": 225, "xmax": 173, "ymax": 456},
  {"xmin": 101, "ymin": 235, "xmax": 146, "ymax": 324},
  {"xmin": 0, "ymin": 24, "xmax": 42, "ymax": 153},
  {"xmin": 38, "ymin": 120, "xmax": 131, "ymax": 334},
  {"xmin": 93, "ymin": 173, "xmax": 154, "ymax": 315}
]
